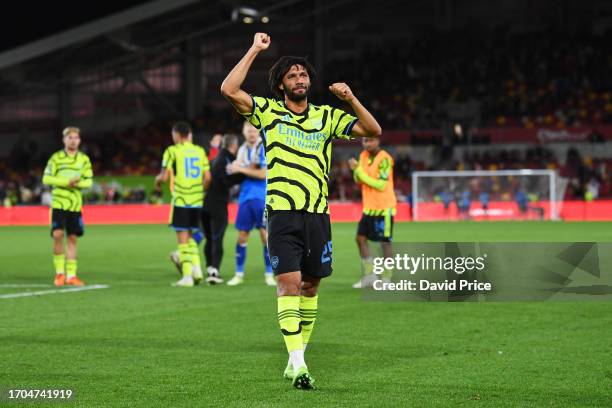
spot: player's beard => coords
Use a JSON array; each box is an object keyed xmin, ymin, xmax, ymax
[{"xmin": 285, "ymin": 86, "xmax": 309, "ymax": 102}]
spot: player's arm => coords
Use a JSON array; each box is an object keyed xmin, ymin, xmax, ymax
[
  {"xmin": 203, "ymin": 170, "xmax": 212, "ymax": 191},
  {"xmin": 42, "ymin": 158, "xmax": 77, "ymax": 187},
  {"xmin": 221, "ymin": 170, "xmax": 245, "ymax": 187},
  {"xmin": 329, "ymin": 83, "xmax": 382, "ymax": 138},
  {"xmin": 237, "ymin": 164, "xmax": 266, "ymax": 179},
  {"xmin": 353, "ymin": 169, "xmax": 387, "ymax": 191},
  {"xmin": 228, "ymin": 161, "xmax": 266, "ymax": 179},
  {"xmin": 77, "ymin": 157, "xmax": 93, "ymax": 189},
  {"xmin": 42, "ymin": 174, "xmax": 72, "ymax": 188},
  {"xmin": 350, "ymin": 158, "xmax": 390, "ymax": 192},
  {"xmin": 154, "ymin": 168, "xmax": 170, "ymax": 190},
  {"xmin": 201, "ymin": 152, "xmax": 212, "ymax": 191},
  {"xmin": 226, "ymin": 173, "xmax": 246, "ymax": 185},
  {"xmin": 155, "ymin": 148, "xmax": 173, "ymax": 190},
  {"xmin": 77, "ymin": 178, "xmax": 92, "ymax": 189},
  {"xmin": 214, "ymin": 155, "xmax": 245, "ymax": 187},
  {"xmin": 348, "ymin": 158, "xmax": 363, "ymax": 185},
  {"xmin": 220, "ymin": 33, "xmax": 271, "ymax": 114}
]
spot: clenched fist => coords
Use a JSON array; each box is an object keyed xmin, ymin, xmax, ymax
[
  {"xmin": 252, "ymin": 33, "xmax": 271, "ymax": 51},
  {"xmin": 329, "ymin": 82, "xmax": 355, "ymax": 102}
]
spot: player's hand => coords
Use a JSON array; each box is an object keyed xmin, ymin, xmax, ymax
[
  {"xmin": 68, "ymin": 177, "xmax": 80, "ymax": 187},
  {"xmin": 348, "ymin": 158, "xmax": 358, "ymax": 170},
  {"xmin": 329, "ymin": 82, "xmax": 355, "ymax": 102},
  {"xmin": 154, "ymin": 175, "xmax": 163, "ymax": 189},
  {"xmin": 252, "ymin": 33, "xmax": 271, "ymax": 52},
  {"xmin": 227, "ymin": 161, "xmax": 242, "ymax": 174}
]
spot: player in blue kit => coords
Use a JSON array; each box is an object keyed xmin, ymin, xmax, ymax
[{"xmin": 226, "ymin": 121, "xmax": 275, "ymax": 286}]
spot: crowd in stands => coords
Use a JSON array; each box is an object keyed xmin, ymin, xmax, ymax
[
  {"xmin": 327, "ymin": 145, "xmax": 610, "ymax": 202},
  {"xmin": 452, "ymin": 146, "xmax": 610, "ymax": 200},
  {"xmin": 158, "ymin": 29, "xmax": 612, "ymax": 133},
  {"xmin": 0, "ymin": 167, "xmax": 159, "ymax": 207},
  {"xmin": 2, "ymin": 28, "xmax": 612, "ymax": 205},
  {"xmin": 327, "ymin": 28, "xmax": 612, "ymax": 130},
  {"xmin": 1, "ymin": 125, "xmax": 610, "ymax": 206}
]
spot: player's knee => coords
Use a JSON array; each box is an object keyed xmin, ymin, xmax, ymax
[
  {"xmin": 238, "ymin": 231, "xmax": 249, "ymax": 245},
  {"xmin": 301, "ymin": 284, "xmax": 319, "ymax": 297},
  {"xmin": 277, "ymin": 282, "xmax": 300, "ymax": 296},
  {"xmin": 301, "ymin": 278, "xmax": 320, "ymax": 297},
  {"xmin": 176, "ymin": 231, "xmax": 190, "ymax": 244},
  {"xmin": 276, "ymin": 274, "xmax": 301, "ymax": 296},
  {"xmin": 52, "ymin": 230, "xmax": 64, "ymax": 240}
]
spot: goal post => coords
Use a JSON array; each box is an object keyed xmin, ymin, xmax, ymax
[{"xmin": 411, "ymin": 169, "xmax": 565, "ymax": 221}]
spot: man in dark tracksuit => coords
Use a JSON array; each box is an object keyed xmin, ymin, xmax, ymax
[{"xmin": 202, "ymin": 134, "xmax": 244, "ymax": 284}]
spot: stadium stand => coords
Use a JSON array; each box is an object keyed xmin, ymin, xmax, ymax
[{"xmin": 0, "ymin": 0, "xmax": 611, "ymax": 210}]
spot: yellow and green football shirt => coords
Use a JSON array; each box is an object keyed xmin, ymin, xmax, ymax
[
  {"xmin": 42, "ymin": 150, "xmax": 93, "ymax": 212},
  {"xmin": 161, "ymin": 141, "xmax": 209, "ymax": 208},
  {"xmin": 241, "ymin": 96, "xmax": 358, "ymax": 213}
]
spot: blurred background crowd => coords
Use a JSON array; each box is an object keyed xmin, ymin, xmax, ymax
[{"xmin": 0, "ymin": 1, "xmax": 610, "ymax": 206}]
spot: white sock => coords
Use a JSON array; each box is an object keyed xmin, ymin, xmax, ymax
[
  {"xmin": 288, "ymin": 344, "xmax": 307, "ymax": 366},
  {"xmin": 235, "ymin": 271, "xmax": 244, "ymax": 277},
  {"xmin": 289, "ymin": 349, "xmax": 306, "ymax": 369}
]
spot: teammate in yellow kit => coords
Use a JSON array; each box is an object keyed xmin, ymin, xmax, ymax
[
  {"xmin": 155, "ymin": 122, "xmax": 211, "ymax": 287},
  {"xmin": 42, "ymin": 127, "xmax": 93, "ymax": 287}
]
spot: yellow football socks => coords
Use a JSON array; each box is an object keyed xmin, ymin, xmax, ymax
[
  {"xmin": 53, "ymin": 254, "xmax": 65, "ymax": 275},
  {"xmin": 277, "ymin": 296, "xmax": 303, "ymax": 353}
]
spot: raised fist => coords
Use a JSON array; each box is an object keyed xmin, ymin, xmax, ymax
[
  {"xmin": 329, "ymin": 82, "xmax": 355, "ymax": 102},
  {"xmin": 252, "ymin": 33, "xmax": 271, "ymax": 51}
]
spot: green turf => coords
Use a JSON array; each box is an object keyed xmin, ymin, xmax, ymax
[{"xmin": 1, "ymin": 222, "xmax": 611, "ymax": 407}]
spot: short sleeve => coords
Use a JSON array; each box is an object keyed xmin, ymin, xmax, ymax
[
  {"xmin": 239, "ymin": 96, "xmax": 273, "ymax": 130},
  {"xmin": 330, "ymin": 108, "xmax": 358, "ymax": 140},
  {"xmin": 161, "ymin": 147, "xmax": 174, "ymax": 169}
]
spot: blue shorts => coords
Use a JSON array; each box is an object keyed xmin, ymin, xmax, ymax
[{"xmin": 235, "ymin": 199, "xmax": 266, "ymax": 231}]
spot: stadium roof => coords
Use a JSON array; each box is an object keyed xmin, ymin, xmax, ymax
[
  {"xmin": 0, "ymin": 0, "xmax": 604, "ymax": 100},
  {"xmin": 0, "ymin": 0, "xmax": 317, "ymax": 98},
  {"xmin": 0, "ymin": 0, "xmax": 197, "ymax": 70}
]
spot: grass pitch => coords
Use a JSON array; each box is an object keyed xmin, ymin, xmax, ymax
[{"xmin": 1, "ymin": 221, "xmax": 611, "ymax": 407}]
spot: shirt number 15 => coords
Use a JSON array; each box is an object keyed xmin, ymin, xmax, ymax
[{"xmin": 184, "ymin": 157, "xmax": 201, "ymax": 178}]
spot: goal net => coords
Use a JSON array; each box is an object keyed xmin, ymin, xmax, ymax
[{"xmin": 411, "ymin": 170, "xmax": 567, "ymax": 221}]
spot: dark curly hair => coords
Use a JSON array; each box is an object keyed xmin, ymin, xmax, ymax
[{"xmin": 268, "ymin": 56, "xmax": 317, "ymax": 99}]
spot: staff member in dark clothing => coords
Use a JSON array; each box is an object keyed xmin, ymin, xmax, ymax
[{"xmin": 202, "ymin": 134, "xmax": 244, "ymax": 284}]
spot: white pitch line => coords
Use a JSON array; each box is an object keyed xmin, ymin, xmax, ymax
[
  {"xmin": 0, "ymin": 284, "xmax": 53, "ymax": 288},
  {"xmin": 0, "ymin": 284, "xmax": 110, "ymax": 299}
]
